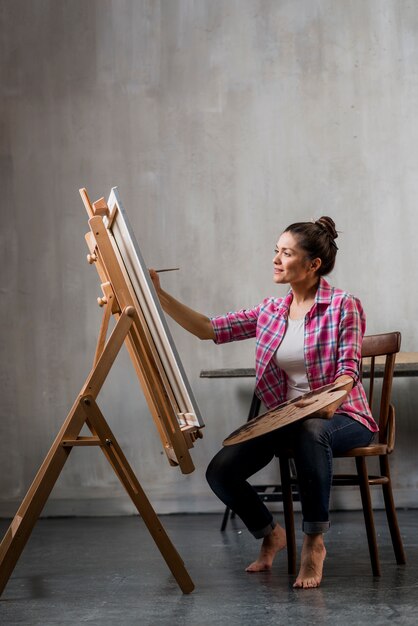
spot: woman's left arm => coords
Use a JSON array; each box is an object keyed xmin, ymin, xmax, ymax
[
  {"xmin": 334, "ymin": 295, "xmax": 366, "ymax": 384},
  {"xmin": 316, "ymin": 296, "xmax": 365, "ymax": 419}
]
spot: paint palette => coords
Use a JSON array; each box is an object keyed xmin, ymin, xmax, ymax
[{"xmin": 223, "ymin": 381, "xmax": 348, "ymax": 445}]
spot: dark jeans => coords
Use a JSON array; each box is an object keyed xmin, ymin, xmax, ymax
[{"xmin": 206, "ymin": 413, "xmax": 374, "ymax": 537}]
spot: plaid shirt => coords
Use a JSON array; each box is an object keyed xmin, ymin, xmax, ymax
[{"xmin": 211, "ymin": 277, "xmax": 377, "ymax": 432}]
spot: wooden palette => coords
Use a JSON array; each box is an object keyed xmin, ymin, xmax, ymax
[{"xmin": 223, "ymin": 381, "xmax": 349, "ymax": 446}]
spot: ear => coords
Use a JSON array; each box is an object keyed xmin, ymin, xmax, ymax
[{"xmin": 310, "ymin": 257, "xmax": 322, "ymax": 273}]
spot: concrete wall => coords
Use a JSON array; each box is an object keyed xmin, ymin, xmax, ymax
[{"xmin": 1, "ymin": 0, "xmax": 417, "ymax": 517}]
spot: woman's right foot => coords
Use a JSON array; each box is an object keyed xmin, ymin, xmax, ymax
[
  {"xmin": 245, "ymin": 523, "xmax": 287, "ymax": 572},
  {"xmin": 293, "ymin": 534, "xmax": 326, "ymax": 588}
]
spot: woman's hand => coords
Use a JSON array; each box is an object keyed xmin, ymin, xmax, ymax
[
  {"xmin": 308, "ymin": 376, "xmax": 354, "ymax": 420},
  {"xmin": 149, "ymin": 268, "xmax": 161, "ymax": 294},
  {"xmin": 334, "ymin": 374, "xmax": 354, "ymax": 393}
]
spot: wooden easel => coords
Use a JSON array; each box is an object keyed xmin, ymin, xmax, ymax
[{"xmin": 0, "ymin": 189, "xmax": 200, "ymax": 595}]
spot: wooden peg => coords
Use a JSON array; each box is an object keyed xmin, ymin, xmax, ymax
[
  {"xmin": 92, "ymin": 197, "xmax": 110, "ymax": 218},
  {"xmin": 87, "ymin": 253, "xmax": 97, "ymax": 264},
  {"xmin": 96, "ymin": 282, "xmax": 120, "ymax": 312}
]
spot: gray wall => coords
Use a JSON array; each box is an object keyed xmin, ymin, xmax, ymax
[{"xmin": 1, "ymin": 0, "xmax": 417, "ymax": 517}]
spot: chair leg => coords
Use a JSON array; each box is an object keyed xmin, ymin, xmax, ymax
[
  {"xmin": 221, "ymin": 506, "xmax": 231, "ymax": 531},
  {"xmin": 355, "ymin": 456, "xmax": 381, "ymax": 576},
  {"xmin": 279, "ymin": 455, "xmax": 297, "ymax": 575},
  {"xmin": 380, "ymin": 456, "xmax": 406, "ymax": 565}
]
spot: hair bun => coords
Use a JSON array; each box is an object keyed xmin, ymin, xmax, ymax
[{"xmin": 316, "ymin": 216, "xmax": 338, "ymax": 240}]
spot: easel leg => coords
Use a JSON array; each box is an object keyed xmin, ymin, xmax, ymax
[
  {"xmin": 0, "ymin": 305, "xmax": 194, "ymax": 596},
  {"xmin": 81, "ymin": 396, "xmax": 195, "ymax": 594},
  {"xmin": 0, "ymin": 400, "xmax": 86, "ymax": 596},
  {"xmin": 0, "ymin": 307, "xmax": 136, "ymax": 596}
]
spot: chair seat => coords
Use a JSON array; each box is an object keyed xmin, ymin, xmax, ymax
[
  {"xmin": 277, "ymin": 442, "xmax": 388, "ymax": 459},
  {"xmin": 335, "ymin": 442, "xmax": 388, "ymax": 457}
]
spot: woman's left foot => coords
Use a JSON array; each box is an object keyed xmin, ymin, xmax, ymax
[
  {"xmin": 293, "ymin": 534, "xmax": 326, "ymax": 588},
  {"xmin": 246, "ymin": 523, "xmax": 287, "ymax": 572}
]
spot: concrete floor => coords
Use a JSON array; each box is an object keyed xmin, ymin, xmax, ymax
[{"xmin": 0, "ymin": 510, "xmax": 417, "ymax": 625}]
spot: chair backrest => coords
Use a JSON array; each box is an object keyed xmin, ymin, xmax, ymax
[{"xmin": 361, "ymin": 332, "xmax": 401, "ymax": 450}]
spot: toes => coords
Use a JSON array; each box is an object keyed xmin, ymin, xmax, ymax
[
  {"xmin": 245, "ymin": 562, "xmax": 271, "ymax": 572},
  {"xmin": 293, "ymin": 576, "xmax": 320, "ymax": 589}
]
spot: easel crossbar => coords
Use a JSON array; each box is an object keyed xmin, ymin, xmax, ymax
[{"xmin": 61, "ymin": 436, "xmax": 102, "ymax": 446}]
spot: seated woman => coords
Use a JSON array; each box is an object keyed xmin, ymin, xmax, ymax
[{"xmin": 150, "ymin": 217, "xmax": 376, "ymax": 589}]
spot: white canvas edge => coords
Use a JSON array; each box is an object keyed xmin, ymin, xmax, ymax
[{"xmin": 106, "ymin": 187, "xmax": 204, "ymax": 429}]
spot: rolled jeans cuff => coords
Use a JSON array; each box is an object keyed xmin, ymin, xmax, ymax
[
  {"xmin": 303, "ymin": 520, "xmax": 330, "ymax": 535},
  {"xmin": 252, "ymin": 520, "xmax": 276, "ymax": 539}
]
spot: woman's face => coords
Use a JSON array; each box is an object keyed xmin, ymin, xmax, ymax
[{"xmin": 273, "ymin": 231, "xmax": 319, "ymax": 286}]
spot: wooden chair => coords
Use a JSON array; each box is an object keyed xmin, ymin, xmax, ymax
[{"xmin": 280, "ymin": 331, "xmax": 406, "ymax": 576}]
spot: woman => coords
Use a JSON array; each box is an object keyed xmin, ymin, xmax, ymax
[{"xmin": 150, "ymin": 217, "xmax": 376, "ymax": 589}]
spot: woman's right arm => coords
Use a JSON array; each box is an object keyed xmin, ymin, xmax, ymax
[{"xmin": 149, "ymin": 269, "xmax": 215, "ymax": 341}]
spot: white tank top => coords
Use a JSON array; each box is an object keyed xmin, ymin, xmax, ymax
[{"xmin": 274, "ymin": 316, "xmax": 310, "ymax": 400}]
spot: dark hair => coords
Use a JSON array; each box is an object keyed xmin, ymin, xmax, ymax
[{"xmin": 283, "ymin": 216, "xmax": 338, "ymax": 276}]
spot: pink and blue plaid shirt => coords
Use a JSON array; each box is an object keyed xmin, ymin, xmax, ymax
[{"xmin": 211, "ymin": 277, "xmax": 377, "ymax": 432}]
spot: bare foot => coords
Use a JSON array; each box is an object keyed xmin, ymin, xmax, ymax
[
  {"xmin": 245, "ymin": 523, "xmax": 287, "ymax": 572},
  {"xmin": 293, "ymin": 534, "xmax": 326, "ymax": 588}
]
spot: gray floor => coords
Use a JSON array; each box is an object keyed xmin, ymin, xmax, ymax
[{"xmin": 0, "ymin": 510, "xmax": 417, "ymax": 625}]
